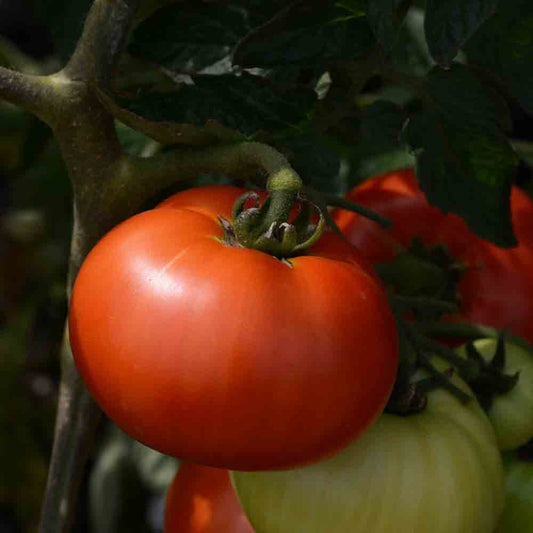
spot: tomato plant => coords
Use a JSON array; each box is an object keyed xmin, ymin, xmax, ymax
[
  {"xmin": 164, "ymin": 463, "xmax": 253, "ymax": 533},
  {"xmin": 69, "ymin": 185, "xmax": 398, "ymax": 470},
  {"xmin": 495, "ymin": 451, "xmax": 533, "ymax": 532},
  {"xmin": 455, "ymin": 339, "xmax": 533, "ymax": 451},
  {"xmin": 232, "ymin": 362, "xmax": 504, "ymax": 533},
  {"xmin": 334, "ymin": 169, "xmax": 533, "ymax": 345}
]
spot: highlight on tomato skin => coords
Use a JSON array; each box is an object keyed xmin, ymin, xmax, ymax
[
  {"xmin": 164, "ymin": 463, "xmax": 254, "ymax": 533},
  {"xmin": 333, "ymin": 168, "xmax": 533, "ymax": 346},
  {"xmin": 68, "ymin": 184, "xmax": 399, "ymax": 471}
]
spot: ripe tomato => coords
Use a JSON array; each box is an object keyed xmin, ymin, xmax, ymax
[
  {"xmin": 455, "ymin": 339, "xmax": 533, "ymax": 451},
  {"xmin": 334, "ymin": 168, "xmax": 533, "ymax": 345},
  {"xmin": 164, "ymin": 463, "xmax": 253, "ymax": 533},
  {"xmin": 69, "ymin": 185, "xmax": 398, "ymax": 470},
  {"xmin": 232, "ymin": 361, "xmax": 504, "ymax": 533},
  {"xmin": 495, "ymin": 452, "xmax": 533, "ymax": 532}
]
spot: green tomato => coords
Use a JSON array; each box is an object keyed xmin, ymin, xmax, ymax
[
  {"xmin": 231, "ymin": 366, "xmax": 503, "ymax": 533},
  {"xmin": 455, "ymin": 339, "xmax": 533, "ymax": 451},
  {"xmin": 495, "ymin": 452, "xmax": 533, "ymax": 532}
]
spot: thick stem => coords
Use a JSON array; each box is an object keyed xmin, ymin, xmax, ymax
[
  {"xmin": 418, "ymin": 321, "xmax": 533, "ymax": 353},
  {"xmin": 0, "ymin": 67, "xmax": 60, "ymax": 123},
  {"xmin": 323, "ymin": 193, "xmax": 393, "ymax": 228},
  {"xmin": 262, "ymin": 168, "xmax": 303, "ymax": 229},
  {"xmin": 39, "ymin": 1, "xmax": 140, "ymax": 531},
  {"xmin": 64, "ymin": 0, "xmax": 140, "ymax": 84},
  {"xmin": 227, "ymin": 159, "xmax": 327, "ymax": 256},
  {"xmin": 39, "ymin": 335, "xmax": 101, "ymax": 533}
]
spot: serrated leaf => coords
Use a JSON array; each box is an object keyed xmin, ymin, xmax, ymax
[
  {"xmin": 402, "ymin": 64, "xmax": 518, "ymax": 246},
  {"xmin": 233, "ymin": 3, "xmax": 375, "ymax": 68},
  {"xmin": 129, "ymin": 2, "xmax": 248, "ymax": 72},
  {"xmin": 425, "ymin": 0, "xmax": 499, "ymax": 66},
  {"xmin": 467, "ymin": 0, "xmax": 533, "ymax": 115},
  {"xmin": 331, "ymin": 100, "xmax": 406, "ymax": 160},
  {"xmin": 98, "ymin": 73, "xmax": 316, "ymax": 143},
  {"xmin": 366, "ymin": 0, "xmax": 406, "ymax": 51},
  {"xmin": 358, "ymin": 100, "xmax": 406, "ymax": 152},
  {"xmin": 278, "ymin": 134, "xmax": 343, "ymax": 193},
  {"xmin": 97, "ymin": 88, "xmax": 235, "ymax": 146},
  {"xmin": 232, "ymin": 0, "xmax": 288, "ymax": 27},
  {"xmin": 345, "ymin": 101, "xmax": 409, "ymax": 187}
]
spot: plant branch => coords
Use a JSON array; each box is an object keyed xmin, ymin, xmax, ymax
[
  {"xmin": 64, "ymin": 0, "xmax": 140, "ymax": 85},
  {"xmin": 418, "ymin": 321, "xmax": 533, "ymax": 353},
  {"xmin": 39, "ymin": 1, "xmax": 141, "ymax": 531},
  {"xmin": 0, "ymin": 67, "xmax": 59, "ymax": 122},
  {"xmin": 322, "ymin": 192, "xmax": 393, "ymax": 228},
  {"xmin": 39, "ymin": 336, "xmax": 101, "ymax": 533},
  {"xmin": 123, "ymin": 140, "xmax": 292, "ymax": 199}
]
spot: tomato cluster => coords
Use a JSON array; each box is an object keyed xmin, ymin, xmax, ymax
[
  {"xmin": 70, "ymin": 172, "xmax": 533, "ymax": 532},
  {"xmin": 333, "ymin": 168, "xmax": 533, "ymax": 345},
  {"xmin": 232, "ymin": 360, "xmax": 504, "ymax": 533}
]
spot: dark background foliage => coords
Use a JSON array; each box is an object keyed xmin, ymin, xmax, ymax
[{"xmin": 0, "ymin": 0, "xmax": 532, "ymax": 531}]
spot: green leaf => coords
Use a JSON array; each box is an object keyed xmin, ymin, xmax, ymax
[
  {"xmin": 97, "ymin": 88, "xmax": 236, "ymax": 146},
  {"xmin": 425, "ymin": 0, "xmax": 498, "ymax": 66},
  {"xmin": 98, "ymin": 74, "xmax": 316, "ymax": 144},
  {"xmin": 277, "ymin": 134, "xmax": 344, "ymax": 193},
  {"xmin": 232, "ymin": 0, "xmax": 288, "ymax": 27},
  {"xmin": 366, "ymin": 0, "xmax": 405, "ymax": 51},
  {"xmin": 357, "ymin": 100, "xmax": 406, "ymax": 154},
  {"xmin": 467, "ymin": 0, "xmax": 533, "ymax": 115},
  {"xmin": 354, "ymin": 149, "xmax": 415, "ymax": 183},
  {"xmin": 129, "ymin": 2, "xmax": 249, "ymax": 72},
  {"xmin": 344, "ymin": 100, "xmax": 409, "ymax": 187},
  {"xmin": 391, "ymin": 6, "xmax": 435, "ymax": 76},
  {"xmin": 332, "ymin": 100, "xmax": 406, "ymax": 162},
  {"xmin": 402, "ymin": 64, "xmax": 518, "ymax": 247},
  {"xmin": 232, "ymin": 3, "xmax": 375, "ymax": 68},
  {"xmin": 89, "ymin": 426, "xmax": 178, "ymax": 533}
]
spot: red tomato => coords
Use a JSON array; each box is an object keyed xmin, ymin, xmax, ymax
[
  {"xmin": 69, "ymin": 185, "xmax": 398, "ymax": 470},
  {"xmin": 334, "ymin": 168, "xmax": 533, "ymax": 345},
  {"xmin": 164, "ymin": 463, "xmax": 253, "ymax": 533}
]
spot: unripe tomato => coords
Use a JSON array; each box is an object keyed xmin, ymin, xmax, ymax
[
  {"xmin": 232, "ymin": 362, "xmax": 504, "ymax": 533},
  {"xmin": 334, "ymin": 168, "xmax": 533, "ymax": 345},
  {"xmin": 165, "ymin": 463, "xmax": 253, "ymax": 533},
  {"xmin": 69, "ymin": 185, "xmax": 398, "ymax": 470},
  {"xmin": 495, "ymin": 452, "xmax": 533, "ymax": 532},
  {"xmin": 455, "ymin": 339, "xmax": 533, "ymax": 451}
]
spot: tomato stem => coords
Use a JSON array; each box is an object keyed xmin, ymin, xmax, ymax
[
  {"xmin": 323, "ymin": 193, "xmax": 393, "ymax": 229},
  {"xmin": 418, "ymin": 321, "xmax": 533, "ymax": 353},
  {"xmin": 459, "ymin": 337, "xmax": 521, "ymax": 410},
  {"xmin": 228, "ymin": 167, "xmax": 326, "ymax": 257}
]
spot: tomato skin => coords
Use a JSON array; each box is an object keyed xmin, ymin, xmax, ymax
[
  {"xmin": 164, "ymin": 463, "xmax": 253, "ymax": 533},
  {"xmin": 495, "ymin": 453, "xmax": 533, "ymax": 532},
  {"xmin": 232, "ymin": 364, "xmax": 504, "ymax": 533},
  {"xmin": 334, "ymin": 168, "xmax": 533, "ymax": 345},
  {"xmin": 69, "ymin": 185, "xmax": 398, "ymax": 470},
  {"xmin": 456, "ymin": 339, "xmax": 533, "ymax": 451}
]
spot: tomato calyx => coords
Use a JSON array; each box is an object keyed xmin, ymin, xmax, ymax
[
  {"xmin": 219, "ymin": 169, "xmax": 326, "ymax": 257},
  {"xmin": 461, "ymin": 335, "xmax": 520, "ymax": 410},
  {"xmin": 386, "ymin": 316, "xmax": 473, "ymax": 415},
  {"xmin": 387, "ymin": 314, "xmax": 525, "ymax": 415},
  {"xmin": 376, "ymin": 238, "xmax": 463, "ymax": 321}
]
